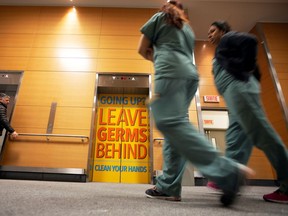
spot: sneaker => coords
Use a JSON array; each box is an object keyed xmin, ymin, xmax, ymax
[
  {"xmin": 145, "ymin": 187, "xmax": 181, "ymax": 201},
  {"xmin": 220, "ymin": 164, "xmax": 255, "ymax": 207},
  {"xmin": 263, "ymin": 189, "xmax": 288, "ymax": 204},
  {"xmin": 207, "ymin": 181, "xmax": 221, "ymax": 192}
]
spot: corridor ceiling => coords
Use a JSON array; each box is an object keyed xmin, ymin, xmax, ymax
[{"xmin": 0, "ymin": 0, "xmax": 288, "ymax": 40}]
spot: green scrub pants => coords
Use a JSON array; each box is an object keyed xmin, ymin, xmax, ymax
[
  {"xmin": 151, "ymin": 77, "xmax": 240, "ymax": 197},
  {"xmin": 223, "ymin": 76, "xmax": 288, "ymax": 193},
  {"xmin": 225, "ymin": 111, "xmax": 253, "ymax": 165}
]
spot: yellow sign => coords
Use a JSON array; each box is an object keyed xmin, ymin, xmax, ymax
[{"xmin": 92, "ymin": 94, "xmax": 150, "ymax": 183}]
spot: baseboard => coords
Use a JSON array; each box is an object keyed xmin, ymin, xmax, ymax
[
  {"xmin": 0, "ymin": 171, "xmax": 87, "ymax": 182},
  {"xmin": 194, "ymin": 177, "xmax": 279, "ymax": 187}
]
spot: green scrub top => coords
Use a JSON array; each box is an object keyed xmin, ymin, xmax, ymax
[
  {"xmin": 212, "ymin": 58, "xmax": 235, "ymax": 95},
  {"xmin": 140, "ymin": 12, "xmax": 199, "ymax": 80},
  {"xmin": 212, "ymin": 58, "xmax": 260, "ymax": 95}
]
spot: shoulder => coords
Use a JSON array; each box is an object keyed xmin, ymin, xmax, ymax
[
  {"xmin": 222, "ymin": 31, "xmax": 257, "ymax": 44},
  {"xmin": 218, "ymin": 31, "xmax": 258, "ymax": 55},
  {"xmin": 148, "ymin": 12, "xmax": 166, "ymax": 23},
  {"xmin": 153, "ymin": 12, "xmax": 166, "ymax": 18},
  {"xmin": 140, "ymin": 12, "xmax": 167, "ymax": 35}
]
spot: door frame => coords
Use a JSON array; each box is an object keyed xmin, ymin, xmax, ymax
[
  {"xmin": 0, "ymin": 71, "xmax": 24, "ymax": 158},
  {"xmin": 87, "ymin": 73, "xmax": 153, "ymax": 183}
]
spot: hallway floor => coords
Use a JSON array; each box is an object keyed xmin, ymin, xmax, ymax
[{"xmin": 0, "ymin": 179, "xmax": 287, "ymax": 216}]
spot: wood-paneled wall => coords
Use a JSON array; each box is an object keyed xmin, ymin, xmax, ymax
[
  {"xmin": 0, "ymin": 6, "xmax": 155, "ymax": 169},
  {"xmin": 1, "ymin": 6, "xmax": 285, "ymax": 181},
  {"xmin": 194, "ymin": 41, "xmax": 227, "ymax": 108},
  {"xmin": 252, "ymin": 23, "xmax": 288, "ymax": 148},
  {"xmin": 250, "ymin": 23, "xmax": 288, "ymax": 180}
]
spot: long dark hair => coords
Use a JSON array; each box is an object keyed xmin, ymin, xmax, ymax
[{"xmin": 160, "ymin": 0, "xmax": 189, "ymax": 29}]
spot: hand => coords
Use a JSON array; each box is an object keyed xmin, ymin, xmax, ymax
[
  {"xmin": 146, "ymin": 47, "xmax": 154, "ymax": 62},
  {"xmin": 11, "ymin": 131, "xmax": 18, "ymax": 138}
]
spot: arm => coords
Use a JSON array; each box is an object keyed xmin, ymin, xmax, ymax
[
  {"xmin": 138, "ymin": 34, "xmax": 154, "ymax": 62},
  {"xmin": 0, "ymin": 105, "xmax": 18, "ymax": 138}
]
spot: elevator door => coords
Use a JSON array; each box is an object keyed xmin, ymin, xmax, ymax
[
  {"xmin": 92, "ymin": 74, "xmax": 151, "ymax": 183},
  {"xmin": 0, "ymin": 71, "xmax": 23, "ymax": 155},
  {"xmin": 205, "ymin": 130, "xmax": 226, "ymax": 155}
]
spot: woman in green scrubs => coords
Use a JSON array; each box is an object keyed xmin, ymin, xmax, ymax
[
  {"xmin": 138, "ymin": 1, "xmax": 253, "ymax": 207},
  {"xmin": 207, "ymin": 21, "xmax": 288, "ymax": 204}
]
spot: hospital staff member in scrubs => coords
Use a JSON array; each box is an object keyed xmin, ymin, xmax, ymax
[
  {"xmin": 207, "ymin": 20, "xmax": 288, "ymax": 204},
  {"xmin": 138, "ymin": 1, "xmax": 254, "ymax": 207}
]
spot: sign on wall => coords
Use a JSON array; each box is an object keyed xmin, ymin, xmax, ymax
[
  {"xmin": 203, "ymin": 95, "xmax": 220, "ymax": 103},
  {"xmin": 202, "ymin": 110, "xmax": 229, "ymax": 129},
  {"xmin": 92, "ymin": 94, "xmax": 150, "ymax": 183}
]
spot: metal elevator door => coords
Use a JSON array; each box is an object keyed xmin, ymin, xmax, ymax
[
  {"xmin": 205, "ymin": 130, "xmax": 226, "ymax": 155},
  {"xmin": 91, "ymin": 74, "xmax": 152, "ymax": 183},
  {"xmin": 0, "ymin": 71, "xmax": 23, "ymax": 156}
]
